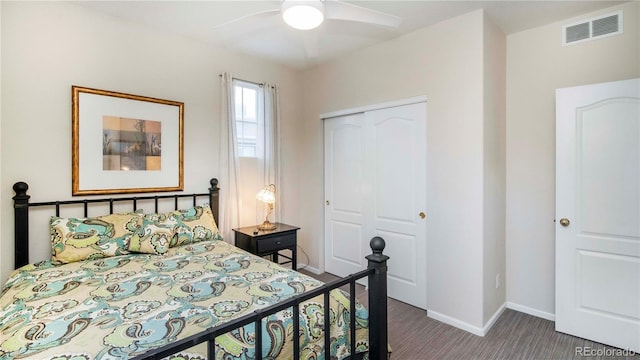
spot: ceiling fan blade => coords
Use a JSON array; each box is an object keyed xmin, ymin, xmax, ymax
[
  {"xmin": 213, "ymin": 8, "xmax": 280, "ymax": 30},
  {"xmin": 211, "ymin": 8, "xmax": 282, "ymax": 43},
  {"xmin": 324, "ymin": 0, "xmax": 402, "ymax": 28}
]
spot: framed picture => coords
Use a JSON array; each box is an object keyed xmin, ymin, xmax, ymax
[{"xmin": 72, "ymin": 86, "xmax": 184, "ymax": 195}]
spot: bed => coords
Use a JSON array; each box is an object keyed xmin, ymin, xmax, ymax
[{"xmin": 2, "ymin": 178, "xmax": 389, "ymax": 359}]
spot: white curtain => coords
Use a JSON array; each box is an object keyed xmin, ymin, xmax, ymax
[
  {"xmin": 261, "ymin": 83, "xmax": 281, "ymax": 222},
  {"xmin": 219, "ymin": 73, "xmax": 241, "ymax": 243}
]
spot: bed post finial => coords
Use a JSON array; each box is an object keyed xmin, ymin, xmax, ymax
[
  {"xmin": 366, "ymin": 236, "xmax": 389, "ymax": 360},
  {"xmin": 13, "ymin": 182, "xmax": 29, "ymax": 198},
  {"xmin": 369, "ymin": 236, "xmax": 386, "ymax": 255},
  {"xmin": 13, "ymin": 182, "xmax": 31, "ymax": 269},
  {"xmin": 209, "ymin": 178, "xmax": 220, "ymax": 226}
]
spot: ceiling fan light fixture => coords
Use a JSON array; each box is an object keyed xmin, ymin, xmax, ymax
[{"xmin": 282, "ymin": 0, "xmax": 325, "ymax": 30}]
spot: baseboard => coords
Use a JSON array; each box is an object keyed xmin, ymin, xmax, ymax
[
  {"xmin": 427, "ymin": 310, "xmax": 486, "ymax": 336},
  {"xmin": 297, "ymin": 264, "xmax": 322, "ymax": 275},
  {"xmin": 427, "ymin": 303, "xmax": 507, "ymax": 337},
  {"xmin": 484, "ymin": 303, "xmax": 507, "ymax": 334},
  {"xmin": 506, "ymin": 301, "xmax": 555, "ymax": 321}
]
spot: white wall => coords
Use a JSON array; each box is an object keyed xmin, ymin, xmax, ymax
[
  {"xmin": 505, "ymin": 1, "xmax": 640, "ymax": 318},
  {"xmin": 0, "ymin": 1, "xmax": 302, "ymax": 281},
  {"xmin": 301, "ymin": 10, "xmax": 500, "ymax": 331},
  {"xmin": 482, "ymin": 14, "xmax": 507, "ymax": 325}
]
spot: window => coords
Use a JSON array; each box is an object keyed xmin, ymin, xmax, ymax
[{"xmin": 234, "ymin": 80, "xmax": 263, "ymax": 157}]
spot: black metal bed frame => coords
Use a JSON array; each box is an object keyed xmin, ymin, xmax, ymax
[{"xmin": 11, "ymin": 178, "xmax": 389, "ymax": 360}]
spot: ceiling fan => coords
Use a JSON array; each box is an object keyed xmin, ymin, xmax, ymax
[
  {"xmin": 214, "ymin": 0, "xmax": 402, "ymax": 58},
  {"xmin": 278, "ymin": 0, "xmax": 402, "ymax": 30},
  {"xmin": 218, "ymin": 0, "xmax": 402, "ymax": 30}
]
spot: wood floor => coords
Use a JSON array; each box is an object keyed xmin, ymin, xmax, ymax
[{"xmin": 300, "ymin": 270, "xmax": 639, "ymax": 360}]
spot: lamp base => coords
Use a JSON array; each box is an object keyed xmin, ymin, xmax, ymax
[{"xmin": 257, "ymin": 220, "xmax": 277, "ymax": 231}]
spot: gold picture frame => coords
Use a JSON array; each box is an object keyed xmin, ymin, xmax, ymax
[{"xmin": 72, "ymin": 86, "xmax": 184, "ymax": 195}]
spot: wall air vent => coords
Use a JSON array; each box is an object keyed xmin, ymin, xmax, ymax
[{"xmin": 563, "ymin": 11, "xmax": 622, "ymax": 46}]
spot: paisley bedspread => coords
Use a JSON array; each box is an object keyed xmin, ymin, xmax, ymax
[{"xmin": 0, "ymin": 240, "xmax": 369, "ymax": 359}]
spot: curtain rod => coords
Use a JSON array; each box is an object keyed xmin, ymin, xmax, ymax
[
  {"xmin": 218, "ymin": 74, "xmax": 277, "ymax": 89},
  {"xmin": 218, "ymin": 74, "xmax": 264, "ymax": 87}
]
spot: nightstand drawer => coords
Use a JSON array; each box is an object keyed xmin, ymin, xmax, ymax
[{"xmin": 256, "ymin": 233, "xmax": 296, "ymax": 253}]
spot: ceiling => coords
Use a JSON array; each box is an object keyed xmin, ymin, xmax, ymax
[{"xmin": 74, "ymin": 0, "xmax": 625, "ymax": 70}]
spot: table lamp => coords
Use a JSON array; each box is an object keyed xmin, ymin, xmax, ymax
[{"xmin": 256, "ymin": 184, "xmax": 277, "ymax": 230}]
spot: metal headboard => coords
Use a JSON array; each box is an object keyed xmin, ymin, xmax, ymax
[{"xmin": 12, "ymin": 178, "xmax": 219, "ymax": 269}]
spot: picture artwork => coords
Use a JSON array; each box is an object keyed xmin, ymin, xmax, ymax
[
  {"xmin": 72, "ymin": 85, "xmax": 183, "ymax": 195},
  {"xmin": 102, "ymin": 116, "xmax": 162, "ymax": 171}
]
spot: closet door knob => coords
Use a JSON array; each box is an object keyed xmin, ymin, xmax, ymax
[
  {"xmin": 419, "ymin": 212, "xmax": 426, "ymax": 219},
  {"xmin": 559, "ymin": 218, "xmax": 570, "ymax": 227},
  {"xmin": 326, "ymin": 200, "xmax": 330, "ymax": 205}
]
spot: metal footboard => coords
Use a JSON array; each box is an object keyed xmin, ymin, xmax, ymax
[{"xmin": 134, "ymin": 237, "xmax": 389, "ymax": 360}]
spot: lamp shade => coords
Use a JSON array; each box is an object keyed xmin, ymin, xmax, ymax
[
  {"xmin": 256, "ymin": 184, "xmax": 276, "ymax": 204},
  {"xmin": 256, "ymin": 184, "xmax": 277, "ymax": 230},
  {"xmin": 281, "ymin": 0, "xmax": 325, "ymax": 30}
]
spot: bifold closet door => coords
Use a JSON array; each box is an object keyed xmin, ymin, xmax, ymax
[
  {"xmin": 324, "ymin": 102, "xmax": 427, "ymax": 309},
  {"xmin": 324, "ymin": 112, "xmax": 368, "ymax": 277}
]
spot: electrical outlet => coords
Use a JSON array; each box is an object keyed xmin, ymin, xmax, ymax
[{"xmin": 495, "ymin": 273, "xmax": 501, "ymax": 289}]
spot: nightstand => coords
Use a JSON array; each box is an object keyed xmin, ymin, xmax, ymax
[{"xmin": 233, "ymin": 223, "xmax": 299, "ymax": 269}]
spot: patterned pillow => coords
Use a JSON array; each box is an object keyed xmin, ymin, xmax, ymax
[
  {"xmin": 128, "ymin": 222, "xmax": 172, "ymax": 255},
  {"xmin": 51, "ymin": 212, "xmax": 144, "ymax": 264},
  {"xmin": 132, "ymin": 204, "xmax": 222, "ymax": 252},
  {"xmin": 170, "ymin": 204, "xmax": 222, "ymax": 246}
]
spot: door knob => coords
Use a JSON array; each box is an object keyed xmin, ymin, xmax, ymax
[
  {"xmin": 559, "ymin": 218, "xmax": 570, "ymax": 227},
  {"xmin": 419, "ymin": 212, "xmax": 426, "ymax": 219},
  {"xmin": 326, "ymin": 200, "xmax": 330, "ymax": 205}
]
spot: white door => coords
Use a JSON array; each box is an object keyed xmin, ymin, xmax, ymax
[
  {"xmin": 324, "ymin": 102, "xmax": 427, "ymax": 309},
  {"xmin": 324, "ymin": 113, "xmax": 367, "ymax": 277},
  {"xmin": 556, "ymin": 78, "xmax": 640, "ymax": 352}
]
